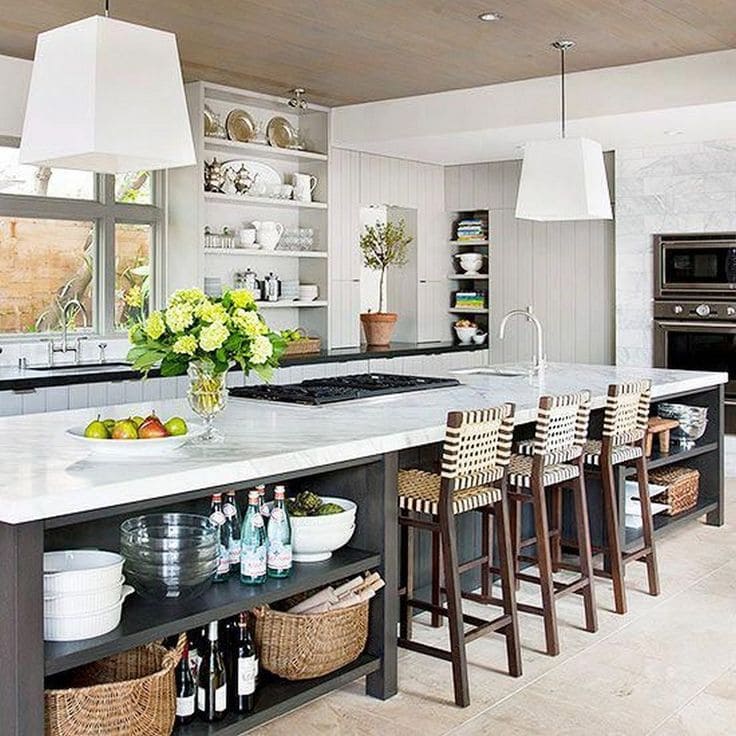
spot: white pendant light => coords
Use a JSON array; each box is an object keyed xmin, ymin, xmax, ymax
[
  {"xmin": 515, "ymin": 40, "xmax": 612, "ymax": 221},
  {"xmin": 19, "ymin": 1, "xmax": 195, "ymax": 173}
]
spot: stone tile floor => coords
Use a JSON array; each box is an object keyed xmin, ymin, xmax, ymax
[{"xmin": 255, "ymin": 480, "xmax": 736, "ymax": 735}]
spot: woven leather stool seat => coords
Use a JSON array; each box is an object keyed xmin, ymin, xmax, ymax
[
  {"xmin": 398, "ymin": 468, "xmax": 503, "ymax": 515},
  {"xmin": 507, "ymin": 454, "xmax": 579, "ymax": 489},
  {"xmin": 582, "ymin": 439, "xmax": 642, "ymax": 467}
]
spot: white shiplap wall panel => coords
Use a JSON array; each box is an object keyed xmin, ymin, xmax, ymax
[
  {"xmin": 330, "ymin": 148, "xmax": 448, "ymax": 347},
  {"xmin": 447, "ymin": 159, "xmax": 614, "ymax": 365}
]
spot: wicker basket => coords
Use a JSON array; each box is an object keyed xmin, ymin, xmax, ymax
[
  {"xmin": 45, "ymin": 634, "xmax": 185, "ymax": 736},
  {"xmin": 254, "ymin": 600, "xmax": 369, "ymax": 680},
  {"xmin": 283, "ymin": 331, "xmax": 322, "ymax": 357},
  {"xmin": 649, "ymin": 465, "xmax": 700, "ymax": 516}
]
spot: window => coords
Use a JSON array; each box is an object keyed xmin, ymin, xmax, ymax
[{"xmin": 0, "ymin": 139, "xmax": 163, "ymax": 335}]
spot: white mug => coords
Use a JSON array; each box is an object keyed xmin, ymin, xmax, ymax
[
  {"xmin": 239, "ymin": 228, "xmax": 256, "ymax": 247},
  {"xmin": 292, "ymin": 173, "xmax": 318, "ymax": 202}
]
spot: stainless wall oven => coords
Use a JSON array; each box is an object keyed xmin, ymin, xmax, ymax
[
  {"xmin": 655, "ymin": 233, "xmax": 736, "ymax": 298},
  {"xmin": 654, "ymin": 234, "xmax": 736, "ymax": 432}
]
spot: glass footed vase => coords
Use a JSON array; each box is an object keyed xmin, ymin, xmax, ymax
[{"xmin": 187, "ymin": 361, "xmax": 227, "ymax": 442}]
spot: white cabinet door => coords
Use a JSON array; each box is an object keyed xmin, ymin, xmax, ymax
[
  {"xmin": 330, "ymin": 279, "xmax": 361, "ymax": 348},
  {"xmin": 417, "ymin": 281, "xmax": 449, "ymax": 343}
]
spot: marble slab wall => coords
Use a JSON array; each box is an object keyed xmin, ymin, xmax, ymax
[{"xmin": 615, "ymin": 139, "xmax": 736, "ymax": 366}]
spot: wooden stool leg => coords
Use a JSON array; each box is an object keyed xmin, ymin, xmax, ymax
[
  {"xmin": 431, "ymin": 529, "xmax": 442, "ymax": 628},
  {"xmin": 531, "ymin": 479, "xmax": 560, "ymax": 656},
  {"xmin": 550, "ymin": 485, "xmax": 563, "ymax": 572},
  {"xmin": 600, "ymin": 460, "xmax": 627, "ymax": 615},
  {"xmin": 439, "ymin": 505, "xmax": 470, "ymax": 707},
  {"xmin": 481, "ymin": 506, "xmax": 493, "ymax": 597},
  {"xmin": 570, "ymin": 471, "xmax": 599, "ymax": 633},
  {"xmin": 495, "ymin": 491, "xmax": 522, "ymax": 677},
  {"xmin": 635, "ymin": 454, "xmax": 661, "ymax": 596},
  {"xmin": 399, "ymin": 514, "xmax": 414, "ymax": 640},
  {"xmin": 660, "ymin": 430, "xmax": 671, "ymax": 454},
  {"xmin": 509, "ymin": 494, "xmax": 522, "ymax": 591}
]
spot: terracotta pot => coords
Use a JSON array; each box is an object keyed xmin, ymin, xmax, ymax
[{"xmin": 360, "ymin": 312, "xmax": 398, "ymax": 346}]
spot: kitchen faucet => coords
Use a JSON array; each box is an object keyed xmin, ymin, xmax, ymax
[
  {"xmin": 498, "ymin": 305, "xmax": 547, "ymax": 374},
  {"xmin": 41, "ymin": 298, "xmax": 89, "ymax": 366}
]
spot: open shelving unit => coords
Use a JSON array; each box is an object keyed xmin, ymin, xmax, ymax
[
  {"xmin": 446, "ymin": 210, "xmax": 491, "ymax": 343},
  {"xmin": 168, "ymin": 81, "xmax": 330, "ymax": 344}
]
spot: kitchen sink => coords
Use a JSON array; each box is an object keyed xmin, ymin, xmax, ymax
[
  {"xmin": 26, "ymin": 361, "xmax": 132, "ymax": 373},
  {"xmin": 452, "ymin": 366, "xmax": 534, "ymax": 377}
]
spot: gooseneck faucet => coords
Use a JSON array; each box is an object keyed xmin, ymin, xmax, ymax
[
  {"xmin": 498, "ymin": 305, "xmax": 547, "ymax": 374},
  {"xmin": 41, "ymin": 298, "xmax": 89, "ymax": 366}
]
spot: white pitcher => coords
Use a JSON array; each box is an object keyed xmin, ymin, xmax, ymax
[
  {"xmin": 252, "ymin": 221, "xmax": 284, "ymax": 250},
  {"xmin": 292, "ymin": 173, "xmax": 318, "ymax": 202}
]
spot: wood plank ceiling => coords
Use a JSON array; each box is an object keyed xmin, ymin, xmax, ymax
[{"xmin": 1, "ymin": 0, "xmax": 735, "ymax": 106}]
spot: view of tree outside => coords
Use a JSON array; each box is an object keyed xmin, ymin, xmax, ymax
[{"xmin": 0, "ymin": 145, "xmax": 154, "ymax": 334}]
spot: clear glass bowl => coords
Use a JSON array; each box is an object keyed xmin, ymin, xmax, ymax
[{"xmin": 120, "ymin": 542, "xmax": 219, "ymax": 567}]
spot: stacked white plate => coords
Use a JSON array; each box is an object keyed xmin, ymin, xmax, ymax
[
  {"xmin": 298, "ymin": 283, "xmax": 319, "ymax": 301},
  {"xmin": 44, "ymin": 550, "xmax": 133, "ymax": 641}
]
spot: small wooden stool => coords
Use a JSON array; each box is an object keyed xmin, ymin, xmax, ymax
[
  {"xmin": 645, "ymin": 417, "xmax": 679, "ymax": 457},
  {"xmin": 398, "ymin": 403, "xmax": 522, "ymax": 707}
]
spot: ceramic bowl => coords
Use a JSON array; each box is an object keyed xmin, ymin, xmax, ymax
[
  {"xmin": 454, "ymin": 326, "xmax": 477, "ymax": 344},
  {"xmin": 472, "ymin": 332, "xmax": 488, "ymax": 345},
  {"xmin": 44, "ymin": 587, "xmax": 134, "ymax": 641},
  {"xmin": 66, "ymin": 423, "xmax": 205, "ymax": 457},
  {"xmin": 454, "ymin": 252, "xmax": 484, "ymax": 274},
  {"xmin": 44, "ymin": 550, "xmax": 124, "ymax": 596}
]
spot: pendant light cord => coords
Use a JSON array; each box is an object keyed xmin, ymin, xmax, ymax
[
  {"xmin": 104, "ymin": 0, "xmax": 110, "ymax": 17},
  {"xmin": 560, "ymin": 46, "xmax": 566, "ymax": 139}
]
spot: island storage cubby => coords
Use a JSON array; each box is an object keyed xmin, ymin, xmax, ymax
[{"xmin": 20, "ymin": 453, "xmax": 399, "ymax": 736}]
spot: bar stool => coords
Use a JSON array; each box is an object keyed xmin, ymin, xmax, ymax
[
  {"xmin": 507, "ymin": 391, "xmax": 598, "ymax": 657},
  {"xmin": 398, "ymin": 403, "xmax": 522, "ymax": 708},
  {"xmin": 572, "ymin": 380, "xmax": 660, "ymax": 614}
]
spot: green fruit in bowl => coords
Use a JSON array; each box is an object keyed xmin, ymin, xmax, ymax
[
  {"xmin": 131, "ymin": 415, "xmax": 145, "ymax": 429},
  {"xmin": 111, "ymin": 419, "xmax": 139, "ymax": 440},
  {"xmin": 165, "ymin": 416, "xmax": 188, "ymax": 436},
  {"xmin": 316, "ymin": 503, "xmax": 344, "ymax": 515},
  {"xmin": 102, "ymin": 418, "xmax": 116, "ymax": 433},
  {"xmin": 84, "ymin": 417, "xmax": 110, "ymax": 439}
]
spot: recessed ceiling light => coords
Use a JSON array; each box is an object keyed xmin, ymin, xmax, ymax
[
  {"xmin": 478, "ymin": 11, "xmax": 503, "ymax": 21},
  {"xmin": 664, "ymin": 129, "xmax": 685, "ymax": 136}
]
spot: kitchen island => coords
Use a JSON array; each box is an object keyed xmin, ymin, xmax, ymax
[{"xmin": 0, "ymin": 363, "xmax": 727, "ymax": 735}]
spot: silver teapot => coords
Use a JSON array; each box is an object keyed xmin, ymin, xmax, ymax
[
  {"xmin": 204, "ymin": 157, "xmax": 227, "ymax": 193},
  {"xmin": 263, "ymin": 272, "xmax": 280, "ymax": 302},
  {"xmin": 231, "ymin": 165, "xmax": 258, "ymax": 195}
]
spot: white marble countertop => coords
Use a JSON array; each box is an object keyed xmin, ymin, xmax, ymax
[{"xmin": 0, "ymin": 363, "xmax": 726, "ymax": 524}]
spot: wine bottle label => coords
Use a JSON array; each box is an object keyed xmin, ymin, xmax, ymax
[
  {"xmin": 238, "ymin": 656, "xmax": 257, "ymax": 695},
  {"xmin": 215, "ymin": 684, "xmax": 227, "ymax": 712},
  {"xmin": 196, "ymin": 687, "xmax": 206, "ymax": 712},
  {"xmin": 267, "ymin": 542, "xmax": 292, "ymax": 571},
  {"xmin": 176, "ymin": 694, "xmax": 195, "ymax": 717},
  {"xmin": 216, "ymin": 544, "xmax": 230, "ymax": 575},
  {"xmin": 223, "ymin": 501, "xmax": 237, "ymax": 519},
  {"xmin": 210, "ymin": 510, "xmax": 226, "ymax": 525},
  {"xmin": 241, "ymin": 546, "xmax": 267, "ymax": 577}
]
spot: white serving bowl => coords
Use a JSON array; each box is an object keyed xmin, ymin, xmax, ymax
[
  {"xmin": 44, "ymin": 587, "xmax": 134, "ymax": 641},
  {"xmin": 472, "ymin": 332, "xmax": 488, "ymax": 345},
  {"xmin": 454, "ymin": 252, "xmax": 484, "ymax": 274},
  {"xmin": 66, "ymin": 423, "xmax": 205, "ymax": 457},
  {"xmin": 44, "ymin": 550, "xmax": 125, "ymax": 596},
  {"xmin": 44, "ymin": 581, "xmax": 131, "ymax": 617},
  {"xmin": 273, "ymin": 496, "xmax": 357, "ymax": 562},
  {"xmin": 454, "ymin": 326, "xmax": 477, "ymax": 344}
]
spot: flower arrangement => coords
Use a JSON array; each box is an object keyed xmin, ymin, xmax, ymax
[{"xmin": 126, "ymin": 287, "xmax": 286, "ymax": 380}]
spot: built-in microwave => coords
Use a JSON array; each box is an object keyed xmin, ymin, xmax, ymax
[{"xmin": 654, "ymin": 234, "xmax": 736, "ymax": 298}]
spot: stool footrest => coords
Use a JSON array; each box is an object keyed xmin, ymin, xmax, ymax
[
  {"xmin": 399, "ymin": 639, "xmax": 454, "ymax": 662},
  {"xmin": 623, "ymin": 545, "xmax": 652, "ymax": 563}
]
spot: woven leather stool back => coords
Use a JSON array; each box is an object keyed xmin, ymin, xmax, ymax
[
  {"xmin": 603, "ymin": 380, "xmax": 652, "ymax": 446},
  {"xmin": 530, "ymin": 391, "xmax": 591, "ymax": 465}
]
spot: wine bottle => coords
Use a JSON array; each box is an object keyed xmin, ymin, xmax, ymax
[
  {"xmin": 210, "ymin": 493, "xmax": 234, "ymax": 582},
  {"xmin": 240, "ymin": 490, "xmax": 267, "ymax": 584},
  {"xmin": 197, "ymin": 621, "xmax": 228, "ymax": 722},
  {"xmin": 175, "ymin": 640, "xmax": 196, "ymax": 726},
  {"xmin": 223, "ymin": 491, "xmax": 242, "ymax": 571},
  {"xmin": 187, "ymin": 626, "xmax": 204, "ymax": 680},
  {"xmin": 256, "ymin": 484, "xmax": 270, "ymax": 518},
  {"xmin": 233, "ymin": 612, "xmax": 258, "ymax": 713},
  {"xmin": 267, "ymin": 485, "xmax": 292, "ymax": 578}
]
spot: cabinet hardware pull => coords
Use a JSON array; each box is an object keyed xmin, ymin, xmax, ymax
[{"xmin": 12, "ymin": 388, "xmax": 37, "ymax": 395}]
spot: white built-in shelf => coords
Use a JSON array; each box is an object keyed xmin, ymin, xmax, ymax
[
  {"xmin": 449, "ymin": 307, "xmax": 489, "ymax": 314},
  {"xmin": 447, "ymin": 273, "xmax": 489, "ymax": 280},
  {"xmin": 204, "ymin": 137, "xmax": 328, "ymax": 163},
  {"xmin": 256, "ymin": 300, "xmax": 328, "ymax": 309},
  {"xmin": 205, "ymin": 192, "xmax": 328, "ymax": 210},
  {"xmin": 449, "ymin": 240, "xmax": 489, "ymax": 246},
  {"xmin": 204, "ymin": 248, "xmax": 327, "ymax": 259}
]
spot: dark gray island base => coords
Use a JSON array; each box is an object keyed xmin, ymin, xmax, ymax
[{"xmin": 0, "ymin": 380, "xmax": 725, "ymax": 735}]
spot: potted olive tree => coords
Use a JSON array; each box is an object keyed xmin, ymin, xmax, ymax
[{"xmin": 359, "ymin": 218, "xmax": 412, "ymax": 346}]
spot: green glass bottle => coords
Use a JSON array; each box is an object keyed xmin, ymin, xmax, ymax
[
  {"xmin": 240, "ymin": 490, "xmax": 267, "ymax": 584},
  {"xmin": 267, "ymin": 485, "xmax": 292, "ymax": 578}
]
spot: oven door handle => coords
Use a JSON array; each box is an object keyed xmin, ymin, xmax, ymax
[{"xmin": 656, "ymin": 320, "xmax": 736, "ymax": 329}]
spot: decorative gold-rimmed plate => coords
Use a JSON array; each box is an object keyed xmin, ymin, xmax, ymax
[
  {"xmin": 266, "ymin": 116, "xmax": 297, "ymax": 149},
  {"xmin": 225, "ymin": 109, "xmax": 256, "ymax": 142}
]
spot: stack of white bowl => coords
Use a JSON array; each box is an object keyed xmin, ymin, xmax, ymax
[
  {"xmin": 44, "ymin": 550, "xmax": 133, "ymax": 642},
  {"xmin": 298, "ymin": 283, "xmax": 319, "ymax": 302}
]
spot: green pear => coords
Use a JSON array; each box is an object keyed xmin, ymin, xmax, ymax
[
  {"xmin": 111, "ymin": 419, "xmax": 139, "ymax": 440},
  {"xmin": 84, "ymin": 417, "xmax": 110, "ymax": 439},
  {"xmin": 164, "ymin": 416, "xmax": 188, "ymax": 436}
]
